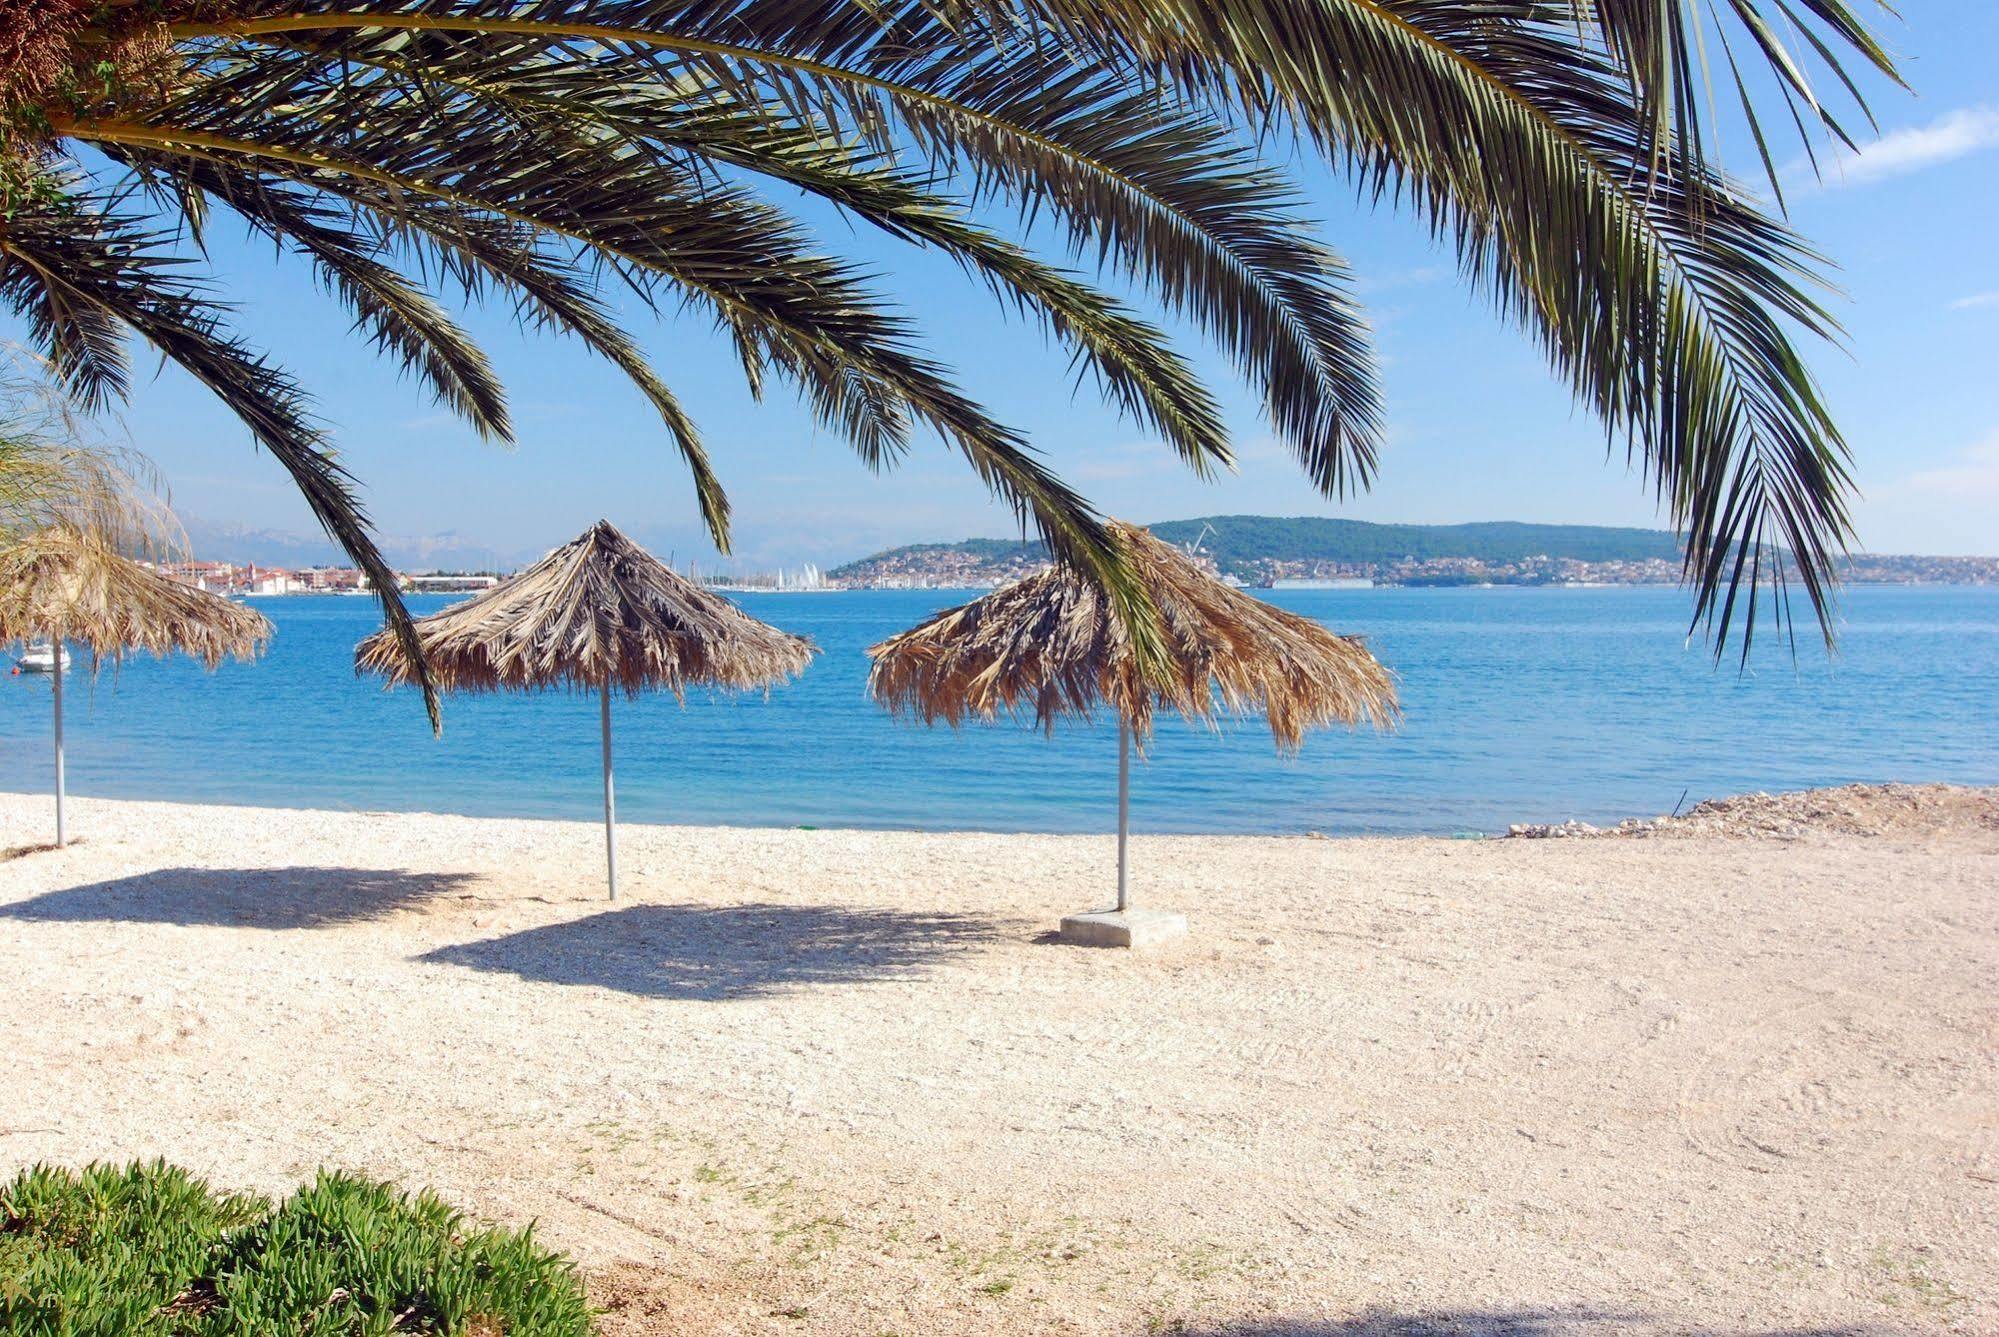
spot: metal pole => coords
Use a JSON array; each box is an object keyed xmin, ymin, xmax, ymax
[
  {"xmin": 52, "ymin": 634, "xmax": 65, "ymax": 849},
  {"xmin": 600, "ymin": 682, "xmax": 618, "ymax": 900},
  {"xmin": 1116, "ymin": 718, "xmax": 1130, "ymax": 912}
]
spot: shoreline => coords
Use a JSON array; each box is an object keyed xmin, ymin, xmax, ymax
[
  {"xmin": 4, "ymin": 780, "xmax": 1992, "ymax": 844},
  {"xmin": 176, "ymin": 578, "xmax": 1999, "ymax": 596},
  {"xmin": 6, "ymin": 786, "xmax": 1994, "ymax": 1334}
]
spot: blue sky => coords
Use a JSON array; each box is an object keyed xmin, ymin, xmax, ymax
[{"xmin": 22, "ymin": 1, "xmax": 1999, "ymax": 568}]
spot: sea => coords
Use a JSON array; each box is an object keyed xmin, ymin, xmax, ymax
[{"xmin": 2, "ymin": 586, "xmax": 1994, "ymax": 837}]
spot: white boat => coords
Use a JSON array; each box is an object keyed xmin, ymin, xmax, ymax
[{"xmin": 16, "ymin": 642, "xmax": 72, "ymax": 674}]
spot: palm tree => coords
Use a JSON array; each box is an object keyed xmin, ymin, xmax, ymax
[{"xmin": 1, "ymin": 1, "xmax": 1895, "ymax": 721}]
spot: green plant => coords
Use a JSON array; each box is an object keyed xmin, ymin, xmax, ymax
[
  {"xmin": 0, "ymin": 1160, "xmax": 265, "ymax": 1335},
  {"xmin": 0, "ymin": 1, "xmax": 1899, "ymax": 707},
  {"xmin": 0, "ymin": 1161, "xmax": 596, "ymax": 1336}
]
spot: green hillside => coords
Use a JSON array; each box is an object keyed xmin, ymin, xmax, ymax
[
  {"xmin": 831, "ymin": 516, "xmax": 1682, "ymax": 578},
  {"xmin": 1148, "ymin": 516, "xmax": 1683, "ymax": 565},
  {"xmin": 828, "ymin": 536, "xmax": 1044, "ymax": 578}
]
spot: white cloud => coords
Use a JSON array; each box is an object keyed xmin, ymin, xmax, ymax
[
  {"xmin": 1901, "ymin": 429, "xmax": 1999, "ymax": 501},
  {"xmin": 1950, "ymin": 291, "xmax": 1999, "ymax": 310},
  {"xmin": 1859, "ymin": 429, "xmax": 1999, "ymax": 554},
  {"xmin": 1813, "ymin": 105, "xmax": 1999, "ymax": 189}
]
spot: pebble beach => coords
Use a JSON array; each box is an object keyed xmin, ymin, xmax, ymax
[{"xmin": 3, "ymin": 785, "xmax": 1994, "ymax": 1334}]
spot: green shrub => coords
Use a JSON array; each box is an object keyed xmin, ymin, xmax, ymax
[
  {"xmin": 0, "ymin": 1162, "xmax": 594, "ymax": 1336},
  {"xmin": 0, "ymin": 1161, "xmax": 264, "ymax": 1336}
]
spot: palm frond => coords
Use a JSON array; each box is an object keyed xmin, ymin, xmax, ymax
[
  {"xmin": 1009, "ymin": 0, "xmax": 1871, "ymax": 648},
  {"xmin": 0, "ymin": 193, "xmax": 441, "ymax": 724},
  {"xmin": 161, "ymin": 5, "xmax": 1383, "ymax": 491},
  {"xmin": 1582, "ymin": 0, "xmax": 1900, "ymax": 189},
  {"xmin": 367, "ymin": 201, "xmax": 735, "ymax": 551},
  {"xmin": 58, "ymin": 94, "xmax": 1148, "ymax": 639},
  {"xmin": 233, "ymin": 37, "xmax": 1236, "ymax": 477},
  {"xmin": 117, "ymin": 152, "xmax": 513, "ymax": 441},
  {"xmin": 21, "ymin": 0, "xmax": 1899, "ymax": 662}
]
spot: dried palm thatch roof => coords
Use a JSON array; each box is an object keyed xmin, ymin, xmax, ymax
[
  {"xmin": 355, "ymin": 520, "xmax": 815, "ymax": 697},
  {"xmin": 3, "ymin": 347, "xmax": 185, "ymax": 560},
  {"xmin": 868, "ymin": 521, "xmax": 1397, "ymax": 751},
  {"xmin": 0, "ymin": 523, "xmax": 270, "ymax": 666}
]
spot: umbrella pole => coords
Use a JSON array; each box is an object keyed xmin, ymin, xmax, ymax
[
  {"xmin": 600, "ymin": 682, "xmax": 618, "ymax": 900},
  {"xmin": 1116, "ymin": 718, "xmax": 1130, "ymax": 912},
  {"xmin": 52, "ymin": 633, "xmax": 66, "ymax": 849}
]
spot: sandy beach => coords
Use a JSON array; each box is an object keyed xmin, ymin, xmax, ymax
[{"xmin": 2, "ymin": 786, "xmax": 1993, "ymax": 1334}]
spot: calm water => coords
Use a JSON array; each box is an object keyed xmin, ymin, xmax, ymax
[{"xmin": 1, "ymin": 587, "xmax": 1994, "ymax": 836}]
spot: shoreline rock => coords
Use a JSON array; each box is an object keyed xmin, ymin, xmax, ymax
[{"xmin": 1505, "ymin": 781, "xmax": 1997, "ymax": 841}]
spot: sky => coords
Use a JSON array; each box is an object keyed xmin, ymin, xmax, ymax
[{"xmin": 14, "ymin": 1, "xmax": 1999, "ymax": 570}]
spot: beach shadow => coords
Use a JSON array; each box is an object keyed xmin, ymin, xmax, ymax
[
  {"xmin": 1176, "ymin": 1312, "xmax": 1870, "ymax": 1336},
  {"xmin": 418, "ymin": 902, "xmax": 1003, "ymax": 1000},
  {"xmin": 0, "ymin": 866, "xmax": 475, "ymax": 930}
]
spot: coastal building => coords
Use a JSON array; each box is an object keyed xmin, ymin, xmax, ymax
[
  {"xmin": 299, "ymin": 566, "xmax": 369, "ymax": 592},
  {"xmin": 246, "ymin": 568, "xmax": 296, "ymax": 596},
  {"xmin": 159, "ymin": 560, "xmax": 237, "ymax": 593},
  {"xmin": 405, "ymin": 573, "xmax": 501, "ymax": 593},
  {"xmin": 157, "ymin": 562, "xmax": 375, "ymax": 596}
]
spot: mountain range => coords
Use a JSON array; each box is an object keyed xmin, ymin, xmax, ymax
[{"xmin": 181, "ymin": 517, "xmax": 530, "ymax": 571}]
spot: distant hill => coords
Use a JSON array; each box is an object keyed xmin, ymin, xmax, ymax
[
  {"xmin": 829, "ymin": 516, "xmax": 1686, "ymax": 585},
  {"xmin": 1144, "ymin": 516, "xmax": 1684, "ymax": 566},
  {"xmin": 828, "ymin": 536, "xmax": 1044, "ymax": 576}
]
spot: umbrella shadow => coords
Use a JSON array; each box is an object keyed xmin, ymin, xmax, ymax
[
  {"xmin": 0, "ymin": 866, "xmax": 476, "ymax": 930},
  {"xmin": 418, "ymin": 902, "xmax": 1005, "ymax": 1000},
  {"xmin": 1174, "ymin": 1312, "xmax": 1872, "ymax": 1336}
]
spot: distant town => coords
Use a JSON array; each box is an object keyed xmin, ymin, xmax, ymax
[
  {"xmin": 824, "ymin": 548, "xmax": 1999, "ymax": 591},
  {"xmin": 146, "ymin": 558, "xmax": 825, "ymax": 596},
  {"xmin": 151, "ymin": 519, "xmax": 1999, "ymax": 596},
  {"xmin": 822, "ymin": 518, "xmax": 1999, "ymax": 591},
  {"xmin": 151, "ymin": 561, "xmax": 499, "ymax": 597},
  {"xmin": 823, "ymin": 547, "xmax": 1999, "ymax": 587}
]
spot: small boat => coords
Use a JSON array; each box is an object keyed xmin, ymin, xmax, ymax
[{"xmin": 16, "ymin": 642, "xmax": 72, "ymax": 674}]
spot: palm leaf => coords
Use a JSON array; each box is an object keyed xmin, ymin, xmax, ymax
[
  {"xmin": 24, "ymin": 0, "xmax": 1901, "ymax": 665},
  {"xmin": 0, "ymin": 194, "xmax": 442, "ymax": 724}
]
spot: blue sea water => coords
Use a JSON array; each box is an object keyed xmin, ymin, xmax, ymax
[{"xmin": 1, "ymin": 586, "xmax": 1994, "ymax": 836}]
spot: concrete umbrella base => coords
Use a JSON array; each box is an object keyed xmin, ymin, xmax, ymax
[{"xmin": 1057, "ymin": 908, "xmax": 1189, "ymax": 949}]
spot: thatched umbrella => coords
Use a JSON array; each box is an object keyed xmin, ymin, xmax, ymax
[
  {"xmin": 355, "ymin": 520, "xmax": 816, "ymax": 899},
  {"xmin": 868, "ymin": 521, "xmax": 1397, "ymax": 943},
  {"xmin": 0, "ymin": 525, "xmax": 272, "ymax": 847}
]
